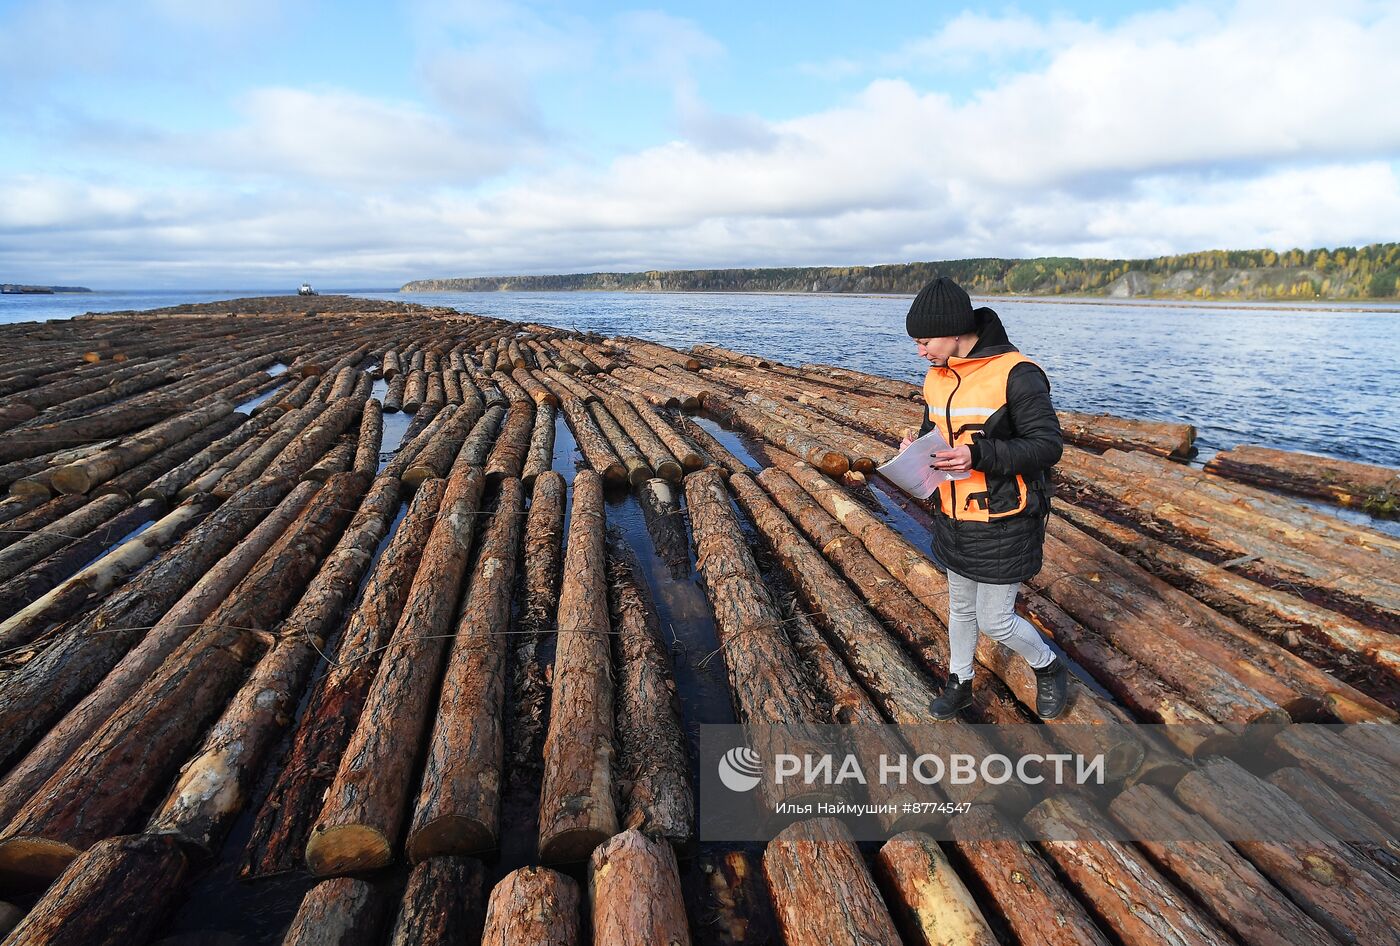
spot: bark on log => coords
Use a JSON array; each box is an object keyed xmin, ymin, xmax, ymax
[
  {"xmin": 1057, "ymin": 409, "xmax": 1196, "ymax": 458},
  {"xmin": 762, "ymin": 818, "xmax": 902, "ymax": 946},
  {"xmin": 603, "ymin": 395, "xmax": 682, "ymax": 481},
  {"xmin": 480, "ymin": 866, "xmax": 581, "ymax": 946},
  {"xmin": 589, "ymin": 829, "xmax": 692, "ymax": 945},
  {"xmin": 1269, "ymin": 725, "xmax": 1400, "ymax": 834},
  {"xmin": 0, "ymin": 492, "xmax": 130, "ymax": 582},
  {"xmin": 210, "ymin": 405, "xmax": 321, "ymax": 497},
  {"xmin": 508, "ymin": 471, "xmax": 565, "ymax": 786},
  {"xmin": 1204, "ymin": 444, "xmax": 1398, "ymax": 518},
  {"xmin": 638, "ymin": 477, "xmax": 690, "ymax": 578},
  {"xmin": 384, "ymin": 373, "xmax": 407, "ymax": 413},
  {"xmin": 1174, "ymin": 758, "xmax": 1400, "ymax": 945},
  {"xmin": 138, "ymin": 412, "xmax": 270, "ymax": 502},
  {"xmin": 876, "ymin": 830, "xmax": 996, "ymax": 946},
  {"xmin": 521, "ymin": 401, "xmax": 556, "ymax": 487},
  {"xmin": 1109, "ymin": 782, "xmax": 1340, "ymax": 946},
  {"xmin": 0, "ymin": 473, "xmax": 364, "ymax": 884},
  {"xmin": 262, "ymin": 397, "xmax": 364, "ymax": 483},
  {"xmin": 305, "ymin": 466, "xmax": 486, "ymax": 875},
  {"xmin": 146, "ymin": 476, "xmax": 402, "ymax": 853},
  {"xmin": 677, "ymin": 414, "xmax": 751, "ymax": 477},
  {"xmin": 406, "ymin": 478, "xmax": 525, "ymax": 860},
  {"xmin": 946, "ymin": 804, "xmax": 1112, "ymax": 946},
  {"xmin": 609, "ymin": 535, "xmax": 693, "ymax": 843},
  {"xmin": 353, "ymin": 397, "xmax": 383, "ymax": 477},
  {"xmin": 626, "ymin": 395, "xmax": 704, "ymax": 470},
  {"xmin": 303, "ymin": 438, "xmax": 356, "ymax": 481},
  {"xmin": 537, "ymin": 471, "xmax": 619, "ymax": 862},
  {"xmin": 49, "ymin": 398, "xmax": 236, "ymax": 494},
  {"xmin": 403, "ymin": 404, "xmax": 477, "ymax": 485},
  {"xmin": 1266, "ymin": 766, "xmax": 1400, "ymax": 879},
  {"xmin": 281, "ymin": 877, "xmax": 386, "ymax": 946},
  {"xmin": 98, "ymin": 411, "xmax": 246, "ymax": 499},
  {"xmin": 705, "ymin": 397, "xmax": 849, "ymax": 477},
  {"xmin": 560, "ymin": 398, "xmax": 625, "ymax": 484},
  {"xmin": 0, "ymin": 495, "xmax": 88, "ymax": 549},
  {"xmin": 385, "ymin": 855, "xmax": 487, "ymax": 946},
  {"xmin": 589, "ymin": 400, "xmax": 652, "ymax": 486},
  {"xmin": 453, "ymin": 403, "xmax": 506, "ymax": 469},
  {"xmin": 0, "ymin": 834, "xmax": 187, "ymax": 944},
  {"xmin": 1023, "ymin": 794, "xmax": 1236, "ymax": 946},
  {"xmin": 484, "ymin": 401, "xmax": 535, "ymax": 483},
  {"xmin": 0, "ymin": 477, "xmax": 297, "ymax": 782},
  {"xmin": 241, "ymin": 479, "xmax": 445, "ymax": 879}
]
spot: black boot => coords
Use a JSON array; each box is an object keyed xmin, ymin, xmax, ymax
[
  {"xmin": 929, "ymin": 673, "xmax": 973, "ymax": 720},
  {"xmin": 1034, "ymin": 657, "xmax": 1069, "ymax": 719}
]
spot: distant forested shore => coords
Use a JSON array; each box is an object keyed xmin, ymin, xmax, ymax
[{"xmin": 403, "ymin": 242, "xmax": 1400, "ymax": 300}]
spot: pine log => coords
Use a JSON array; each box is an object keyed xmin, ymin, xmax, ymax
[
  {"xmin": 0, "ymin": 495, "xmax": 88, "ymax": 548},
  {"xmin": 303, "ymin": 438, "xmax": 356, "ymax": 481},
  {"xmin": 589, "ymin": 400, "xmax": 652, "ymax": 486},
  {"xmin": 401, "ymin": 403, "xmax": 473, "ymax": 485},
  {"xmin": 0, "ymin": 492, "xmax": 130, "ymax": 582},
  {"xmin": 353, "ymin": 397, "xmax": 383, "ymax": 477},
  {"xmin": 210, "ymin": 405, "xmax": 321, "ymax": 497},
  {"xmin": 1057, "ymin": 409, "xmax": 1196, "ymax": 458},
  {"xmin": 384, "ymin": 373, "xmax": 407, "ymax": 412},
  {"xmin": 385, "ymin": 855, "xmax": 487, "ymax": 946},
  {"xmin": 537, "ymin": 471, "xmax": 618, "ymax": 862},
  {"xmin": 625, "ymin": 395, "xmax": 704, "ymax": 470},
  {"xmin": 1204, "ymin": 444, "xmax": 1398, "ymax": 517},
  {"xmin": 480, "ymin": 866, "xmax": 581, "ymax": 946},
  {"xmin": 560, "ymin": 398, "xmax": 626, "ymax": 484},
  {"xmin": 484, "ymin": 401, "xmax": 535, "ymax": 483},
  {"xmin": 1269, "ymin": 725, "xmax": 1400, "ymax": 834},
  {"xmin": 945, "ymin": 804, "xmax": 1112, "ymax": 946},
  {"xmin": 512, "ymin": 367, "xmax": 557, "ymax": 407},
  {"xmin": 521, "ymin": 401, "xmax": 557, "ymax": 486},
  {"xmin": 241, "ymin": 479, "xmax": 445, "ymax": 879},
  {"xmin": 98, "ymin": 410, "xmax": 246, "ymax": 499},
  {"xmin": 0, "ymin": 473, "xmax": 364, "ymax": 884},
  {"xmin": 0, "ymin": 492, "xmax": 215, "ymax": 652},
  {"xmin": 762, "ymin": 818, "xmax": 901, "ymax": 946},
  {"xmin": 508, "ymin": 471, "xmax": 565, "ymax": 784},
  {"xmin": 677, "ymin": 414, "xmax": 751, "ymax": 477},
  {"xmin": 146, "ymin": 476, "xmax": 401, "ymax": 853},
  {"xmin": 0, "ymin": 477, "xmax": 297, "ymax": 780},
  {"xmin": 305, "ymin": 466, "xmax": 487, "ymax": 875},
  {"xmin": 0, "ymin": 401, "xmax": 180, "ymax": 464},
  {"xmin": 262, "ymin": 397, "xmax": 364, "ymax": 483},
  {"xmin": 589, "ymin": 829, "xmax": 691, "ymax": 945},
  {"xmin": 1023, "ymin": 794, "xmax": 1235, "ymax": 946},
  {"xmin": 705, "ymin": 397, "xmax": 849, "ymax": 477},
  {"xmin": 875, "ymin": 830, "xmax": 996, "ymax": 946},
  {"xmin": 0, "ymin": 481, "xmax": 318, "ymax": 825},
  {"xmin": 0, "ymin": 834, "xmax": 187, "ymax": 944},
  {"xmin": 1266, "ymin": 766, "xmax": 1400, "ymax": 878},
  {"xmin": 603, "ymin": 395, "xmax": 682, "ymax": 481},
  {"xmin": 281, "ymin": 877, "xmax": 386, "ymax": 946},
  {"xmin": 609, "ymin": 535, "xmax": 693, "ymax": 843},
  {"xmin": 49, "ymin": 398, "xmax": 236, "ymax": 494},
  {"xmin": 403, "ymin": 369, "xmax": 427, "ymax": 412},
  {"xmin": 453, "ymin": 403, "xmax": 506, "ymax": 469},
  {"xmin": 406, "ymin": 478, "xmax": 525, "ymax": 860},
  {"xmin": 638, "ymin": 477, "xmax": 690, "ymax": 577},
  {"xmin": 138, "ymin": 412, "xmax": 270, "ymax": 502},
  {"xmin": 1109, "ymin": 781, "xmax": 1341, "ymax": 946},
  {"xmin": 1174, "ymin": 758, "xmax": 1400, "ymax": 945}
]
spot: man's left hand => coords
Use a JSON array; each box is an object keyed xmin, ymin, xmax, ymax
[{"xmin": 933, "ymin": 445, "xmax": 973, "ymax": 473}]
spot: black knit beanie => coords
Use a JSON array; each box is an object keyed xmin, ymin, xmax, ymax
[{"xmin": 905, "ymin": 276, "xmax": 976, "ymax": 338}]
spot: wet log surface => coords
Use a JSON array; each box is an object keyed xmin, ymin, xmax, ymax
[{"xmin": 0, "ymin": 297, "xmax": 1396, "ymax": 946}]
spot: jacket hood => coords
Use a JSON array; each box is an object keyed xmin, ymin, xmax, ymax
[{"xmin": 962, "ymin": 306, "xmax": 1019, "ymax": 359}]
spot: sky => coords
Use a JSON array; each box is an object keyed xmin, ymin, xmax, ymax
[{"xmin": 1, "ymin": 0, "xmax": 1398, "ymax": 289}]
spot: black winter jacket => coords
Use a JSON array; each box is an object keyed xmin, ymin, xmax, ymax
[{"xmin": 917, "ymin": 307, "xmax": 1063, "ymax": 584}]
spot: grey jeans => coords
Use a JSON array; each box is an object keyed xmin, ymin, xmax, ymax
[{"xmin": 945, "ymin": 568, "xmax": 1054, "ymax": 682}]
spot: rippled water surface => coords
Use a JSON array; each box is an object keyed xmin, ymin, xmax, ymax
[{"xmin": 5, "ymin": 288, "xmax": 1397, "ymax": 466}]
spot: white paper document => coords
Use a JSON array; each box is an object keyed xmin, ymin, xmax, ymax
[{"xmin": 876, "ymin": 428, "xmax": 971, "ymax": 499}]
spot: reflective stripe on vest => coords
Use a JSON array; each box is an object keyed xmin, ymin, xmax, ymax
[{"xmin": 922, "ymin": 351, "xmax": 1035, "ymax": 522}]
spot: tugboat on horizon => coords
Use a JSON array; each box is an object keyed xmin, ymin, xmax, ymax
[{"xmin": 298, "ymin": 282, "xmax": 318, "ymax": 296}]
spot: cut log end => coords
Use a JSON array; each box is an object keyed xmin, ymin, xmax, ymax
[
  {"xmin": 49, "ymin": 467, "xmax": 94, "ymax": 495},
  {"xmin": 405, "ymin": 816, "xmax": 495, "ymax": 864},
  {"xmin": 0, "ymin": 836, "xmax": 81, "ymax": 887},
  {"xmin": 816, "ymin": 453, "xmax": 850, "ymax": 478},
  {"xmin": 304, "ymin": 824, "xmax": 393, "ymax": 877},
  {"xmin": 656, "ymin": 459, "xmax": 684, "ymax": 482},
  {"xmin": 538, "ymin": 826, "xmax": 611, "ymax": 865}
]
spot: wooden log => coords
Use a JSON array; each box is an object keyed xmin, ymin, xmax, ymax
[
  {"xmin": 1269, "ymin": 725, "xmax": 1400, "ymax": 834},
  {"xmin": 262, "ymin": 396, "xmax": 364, "ymax": 483},
  {"xmin": 603, "ymin": 395, "xmax": 682, "ymax": 481},
  {"xmin": 484, "ymin": 401, "xmax": 535, "ymax": 482},
  {"xmin": 1056, "ymin": 499, "xmax": 1400, "ymax": 694},
  {"xmin": 609, "ymin": 534, "xmax": 693, "ymax": 843},
  {"xmin": 560, "ymin": 398, "xmax": 625, "ymax": 484},
  {"xmin": 305, "ymin": 466, "xmax": 487, "ymax": 875},
  {"xmin": 1266, "ymin": 766, "xmax": 1400, "ymax": 879},
  {"xmin": 480, "ymin": 866, "xmax": 581, "ymax": 946},
  {"xmin": 625, "ymin": 394, "xmax": 704, "ymax": 470},
  {"xmin": 146, "ymin": 476, "xmax": 402, "ymax": 853},
  {"xmin": 1057, "ymin": 409, "xmax": 1196, "ymax": 458},
  {"xmin": 1023, "ymin": 794, "xmax": 1235, "ymax": 946},
  {"xmin": 875, "ymin": 830, "xmax": 996, "ymax": 946},
  {"xmin": 210, "ymin": 405, "xmax": 321, "ymax": 497},
  {"xmin": 1108, "ymin": 782, "xmax": 1335, "ymax": 946},
  {"xmin": 241, "ymin": 479, "xmax": 445, "ymax": 878},
  {"xmin": 707, "ymin": 396, "xmax": 852, "ymax": 477},
  {"xmin": 0, "ymin": 492, "xmax": 216, "ymax": 653},
  {"xmin": 97, "ymin": 410, "xmax": 246, "ymax": 499},
  {"xmin": 520, "ymin": 401, "xmax": 556, "ymax": 487},
  {"xmin": 0, "ymin": 401, "xmax": 180, "ymax": 464},
  {"xmin": 1174, "ymin": 758, "xmax": 1400, "ymax": 945},
  {"xmin": 0, "ymin": 495, "xmax": 89, "ymax": 550},
  {"xmin": 406, "ymin": 478, "xmax": 524, "ymax": 860},
  {"xmin": 137, "ymin": 411, "xmax": 271, "ymax": 502},
  {"xmin": 513, "ymin": 367, "xmax": 557, "ymax": 406},
  {"xmin": 403, "ymin": 403, "xmax": 477, "ymax": 486},
  {"xmin": 637, "ymin": 477, "xmax": 690, "ymax": 578},
  {"xmin": 0, "ymin": 474, "xmax": 364, "ymax": 885},
  {"xmin": 403, "ymin": 369, "xmax": 427, "ymax": 412},
  {"xmin": 303, "ymin": 437, "xmax": 356, "ymax": 481},
  {"xmin": 1204, "ymin": 444, "xmax": 1399, "ymax": 517},
  {"xmin": 0, "ymin": 492, "xmax": 130, "ymax": 583},
  {"xmin": 762, "ymin": 818, "xmax": 902, "ymax": 945},
  {"xmin": 676, "ymin": 414, "xmax": 750, "ymax": 477},
  {"xmin": 589, "ymin": 400, "xmax": 652, "ymax": 486},
  {"xmin": 353, "ymin": 397, "xmax": 383, "ymax": 477},
  {"xmin": 0, "ymin": 476, "xmax": 300, "ymax": 781},
  {"xmin": 537, "ymin": 471, "xmax": 618, "ymax": 862},
  {"xmin": 282, "ymin": 877, "xmax": 387, "ymax": 946},
  {"xmin": 45, "ymin": 398, "xmax": 236, "ymax": 494},
  {"xmin": 452, "ymin": 402, "xmax": 506, "ymax": 469},
  {"xmin": 383, "ymin": 372, "xmax": 407, "ymax": 412},
  {"xmin": 385, "ymin": 855, "xmax": 487, "ymax": 946},
  {"xmin": 589, "ymin": 829, "xmax": 691, "ymax": 945},
  {"xmin": 946, "ymin": 804, "xmax": 1112, "ymax": 946},
  {"xmin": 0, "ymin": 834, "xmax": 187, "ymax": 944}
]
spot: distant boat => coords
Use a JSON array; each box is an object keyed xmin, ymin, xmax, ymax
[{"xmin": 298, "ymin": 283, "xmax": 318, "ymax": 296}]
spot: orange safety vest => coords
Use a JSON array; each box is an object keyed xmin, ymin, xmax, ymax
[{"xmin": 922, "ymin": 350, "xmax": 1037, "ymax": 522}]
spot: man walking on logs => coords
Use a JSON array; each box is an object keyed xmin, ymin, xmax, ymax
[{"xmin": 902, "ymin": 276, "xmax": 1070, "ymax": 719}]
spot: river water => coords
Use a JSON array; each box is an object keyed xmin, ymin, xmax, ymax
[{"xmin": 4, "ymin": 288, "xmax": 1397, "ymax": 467}]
